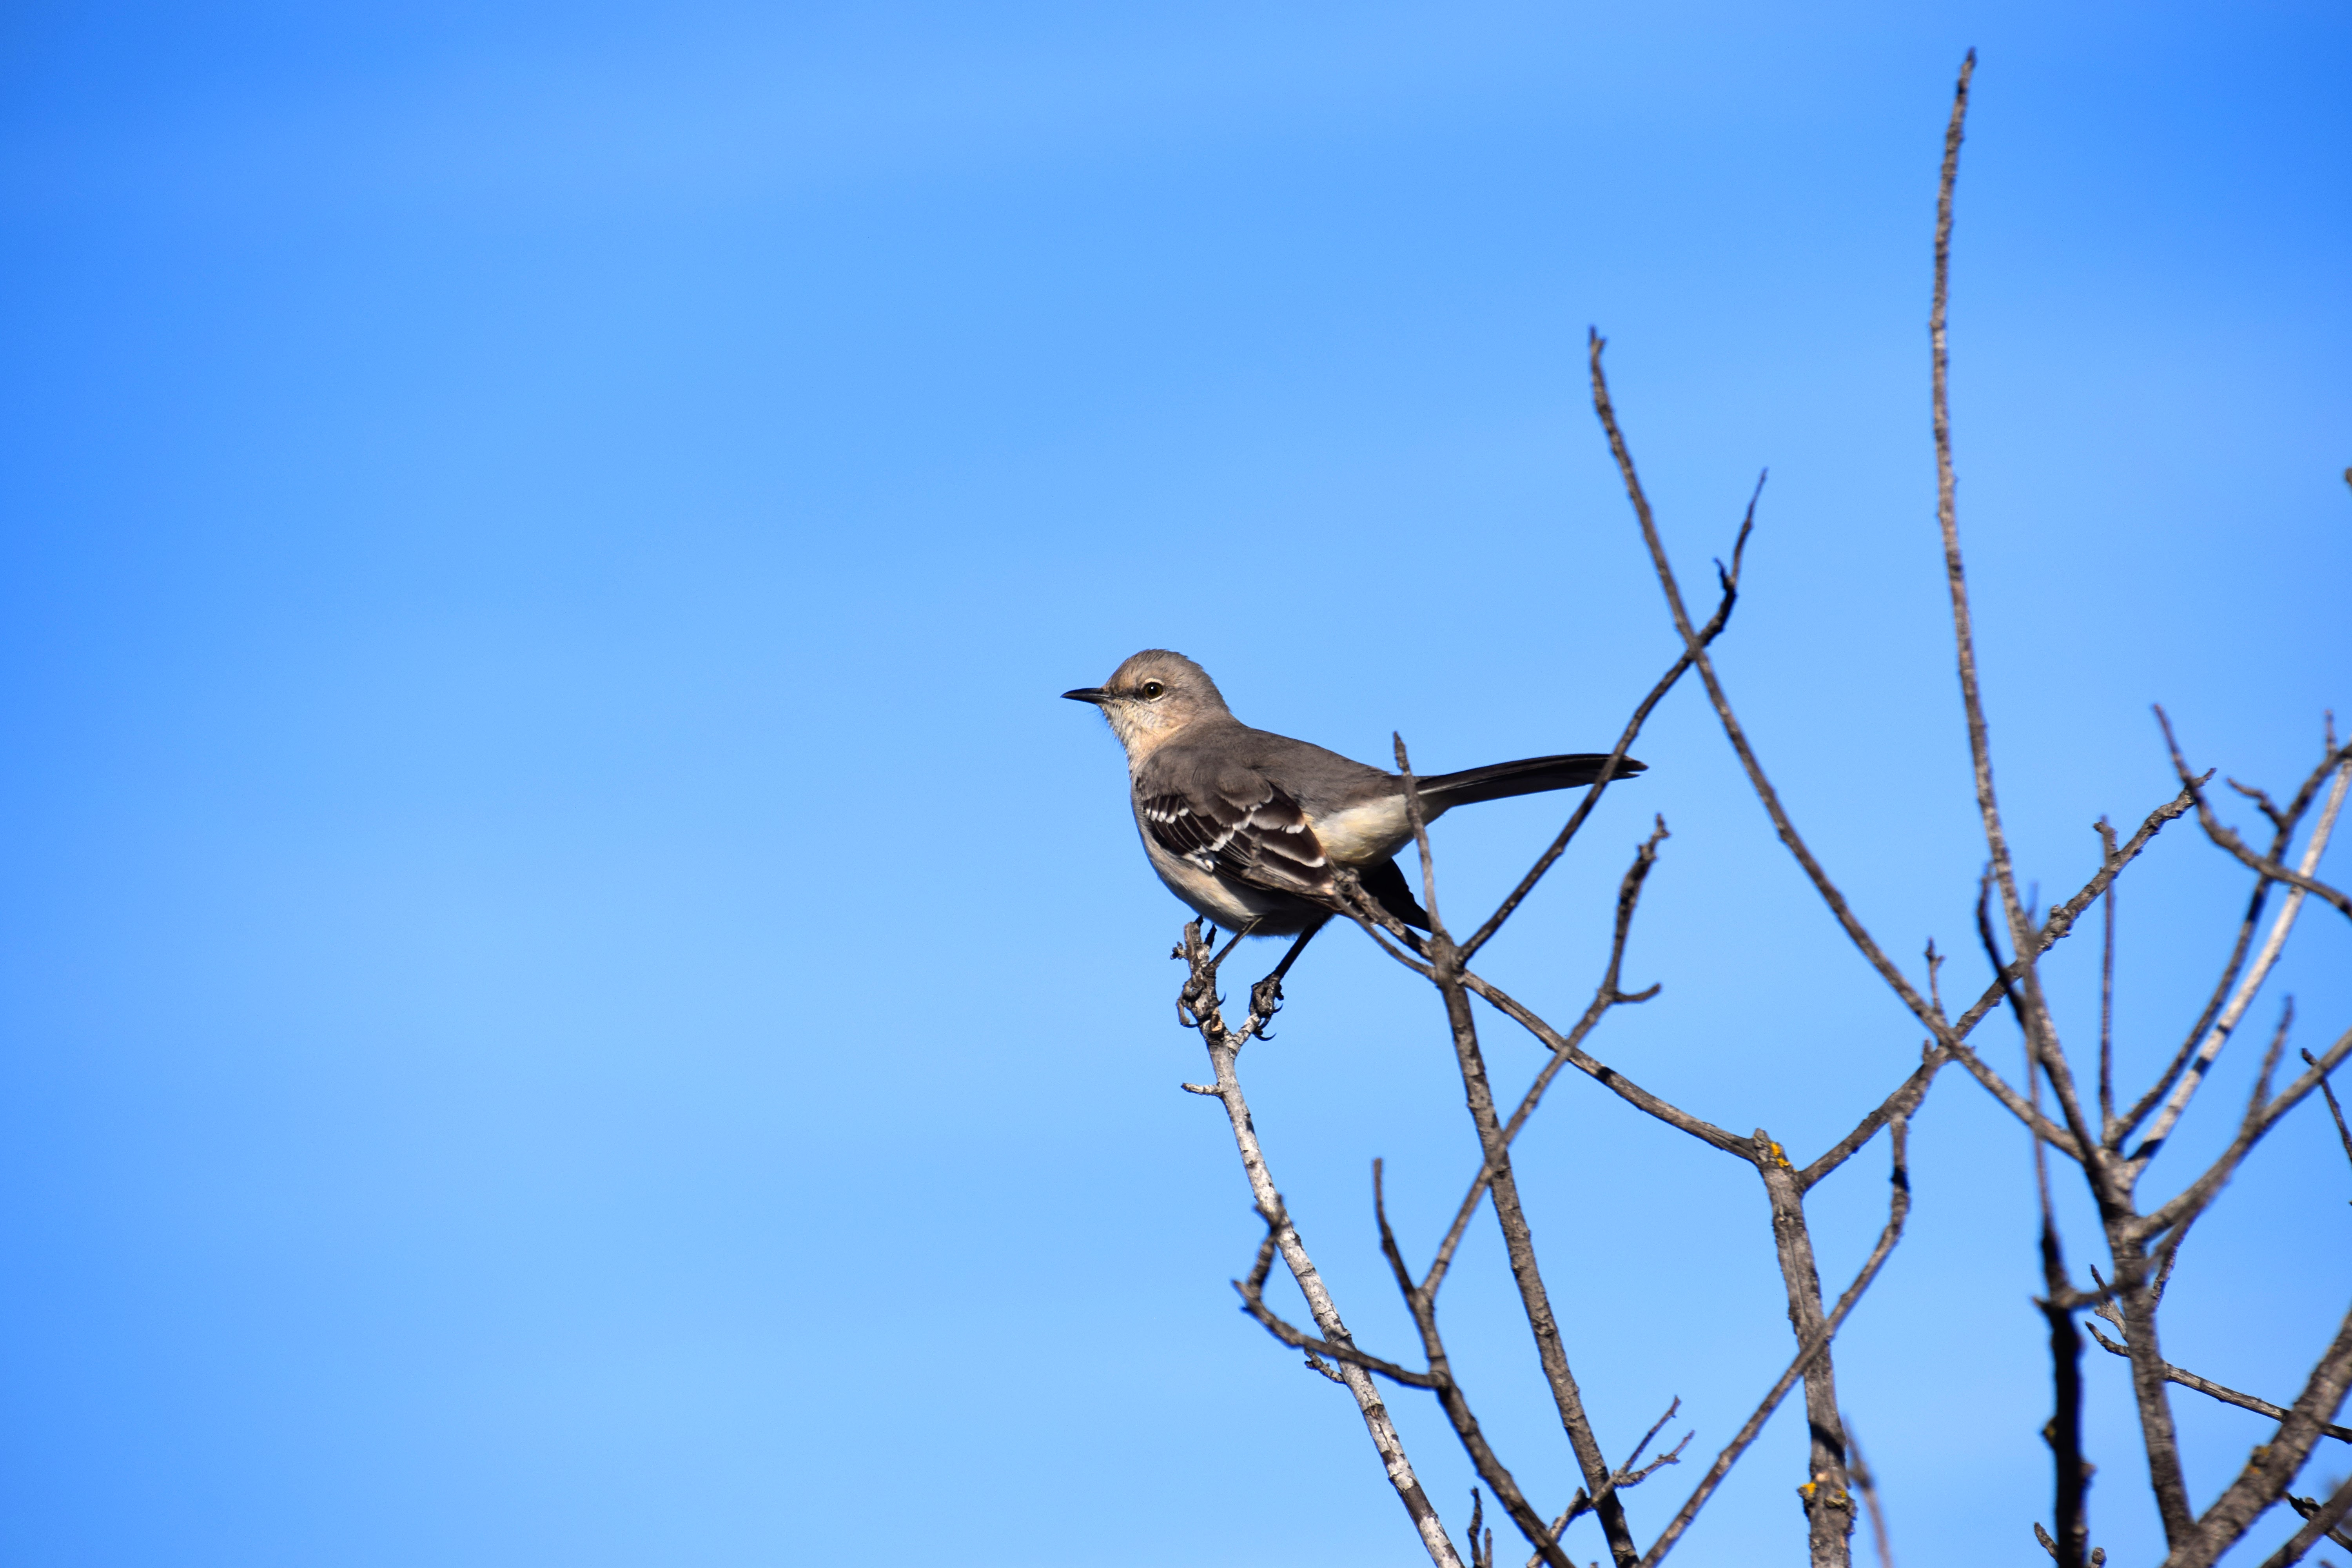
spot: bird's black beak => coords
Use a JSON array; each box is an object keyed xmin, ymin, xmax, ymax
[{"xmin": 1061, "ymin": 687, "xmax": 1109, "ymax": 704}]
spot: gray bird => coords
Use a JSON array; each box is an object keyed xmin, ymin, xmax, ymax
[{"xmin": 1064, "ymin": 648, "xmax": 1642, "ymax": 1002}]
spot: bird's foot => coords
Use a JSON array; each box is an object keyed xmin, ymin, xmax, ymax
[
  {"xmin": 1178, "ymin": 973, "xmax": 1220, "ymax": 1029},
  {"xmin": 1247, "ymin": 972, "xmax": 1286, "ymax": 1036}
]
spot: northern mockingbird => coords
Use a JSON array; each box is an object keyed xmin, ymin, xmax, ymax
[{"xmin": 1065, "ymin": 648, "xmax": 1643, "ymax": 1005}]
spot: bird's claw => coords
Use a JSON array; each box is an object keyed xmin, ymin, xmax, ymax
[
  {"xmin": 1178, "ymin": 968, "xmax": 1227, "ymax": 1030},
  {"xmin": 1248, "ymin": 973, "xmax": 1286, "ymax": 1036}
]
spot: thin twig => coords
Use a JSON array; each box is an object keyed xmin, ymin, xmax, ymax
[
  {"xmin": 1951, "ymin": 783, "xmax": 2196, "ymax": 1043},
  {"xmin": 2081, "ymin": 1318, "xmax": 2352, "ymax": 1444},
  {"xmin": 2115, "ymin": 819, "xmax": 2281, "ymax": 1143},
  {"xmin": 1468, "ymin": 1489, "xmax": 1495, "ymax": 1568},
  {"xmin": 1520, "ymin": 1401, "xmax": 1694, "ymax": 1568},
  {"xmin": 2303, "ymin": 1046, "xmax": 2352, "ymax": 1189},
  {"xmin": 2159, "ymin": 712, "xmax": 2352, "ymax": 921}
]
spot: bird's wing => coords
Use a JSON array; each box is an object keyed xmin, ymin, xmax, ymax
[{"xmin": 1137, "ymin": 765, "xmax": 1335, "ymax": 902}]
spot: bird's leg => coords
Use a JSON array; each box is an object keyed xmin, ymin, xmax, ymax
[
  {"xmin": 1180, "ymin": 921, "xmax": 1259, "ymax": 1029},
  {"xmin": 1249, "ymin": 916, "xmax": 1330, "ymax": 1032}
]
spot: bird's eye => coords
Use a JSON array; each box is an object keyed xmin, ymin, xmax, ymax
[{"xmin": 1141, "ymin": 680, "xmax": 1165, "ymax": 699}]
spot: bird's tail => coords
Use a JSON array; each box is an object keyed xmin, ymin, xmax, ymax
[{"xmin": 1416, "ymin": 753, "xmax": 1645, "ymax": 809}]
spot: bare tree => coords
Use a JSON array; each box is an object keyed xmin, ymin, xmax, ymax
[{"xmin": 1157, "ymin": 53, "xmax": 2352, "ymax": 1568}]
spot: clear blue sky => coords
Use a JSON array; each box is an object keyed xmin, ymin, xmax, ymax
[{"xmin": 3, "ymin": 4, "xmax": 2348, "ymax": 1565}]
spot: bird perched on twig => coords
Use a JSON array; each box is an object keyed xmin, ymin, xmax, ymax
[{"xmin": 1064, "ymin": 648, "xmax": 1642, "ymax": 1012}]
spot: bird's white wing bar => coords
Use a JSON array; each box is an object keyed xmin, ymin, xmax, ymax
[{"xmin": 1138, "ymin": 776, "xmax": 1332, "ymax": 900}]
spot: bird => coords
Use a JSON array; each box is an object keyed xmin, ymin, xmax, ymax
[{"xmin": 1063, "ymin": 648, "xmax": 1643, "ymax": 1010}]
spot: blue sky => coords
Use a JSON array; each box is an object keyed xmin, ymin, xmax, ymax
[{"xmin": 2, "ymin": 4, "xmax": 2348, "ymax": 1565}]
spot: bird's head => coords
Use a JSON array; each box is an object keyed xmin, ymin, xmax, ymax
[{"xmin": 1063, "ymin": 649, "xmax": 1230, "ymax": 759}]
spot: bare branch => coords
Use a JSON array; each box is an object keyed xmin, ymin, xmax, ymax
[
  {"xmin": 2134, "ymin": 1020, "xmax": 2352, "ymax": 1243},
  {"xmin": 1976, "ymin": 874, "xmax": 2116, "ymax": 1203},
  {"xmin": 1589, "ymin": 332, "xmax": 1945, "ymax": 1051},
  {"xmin": 2099, "ymin": 1008, "xmax": 2320, "ymax": 1543},
  {"xmin": 1371, "ymin": 1162, "xmax": 1582, "ymax": 1568},
  {"xmin": 2229, "ymin": 776, "xmax": 2293, "ymax": 837},
  {"xmin": 1346, "ymin": 895, "xmax": 1440, "ymax": 979},
  {"xmin": 2021, "ymin": 941, "xmax": 2094, "ymax": 1568},
  {"xmin": 2132, "ymin": 755, "xmax": 2352, "ymax": 1167},
  {"xmin": 1757, "ymin": 1129, "xmax": 1866, "ymax": 1564},
  {"xmin": 2159, "ymin": 710, "xmax": 2352, "ymax": 921},
  {"xmin": 1461, "ymin": 969, "xmax": 1746, "ymax": 1158},
  {"xmin": 1926, "ymin": 47, "xmax": 2056, "ymax": 1053},
  {"xmin": 1398, "ymin": 734, "xmax": 1445, "ymax": 939},
  {"xmin": 1940, "ymin": 784, "xmax": 2196, "ymax": 1149},
  {"xmin": 2036, "ymin": 1178, "xmax": 2092, "ymax": 1567},
  {"xmin": 2279, "ymin": 1489, "xmax": 2352, "ymax": 1558},
  {"xmin": 2083, "ymin": 1234, "xmax": 2204, "ymax": 1551},
  {"xmin": 1954, "ymin": 780, "xmax": 2196, "ymax": 1048},
  {"xmin": 2158, "ymin": 1298, "xmax": 2352, "ymax": 1568},
  {"xmin": 1401, "ymin": 760, "xmax": 1641, "ymax": 1568},
  {"xmin": 1520, "ymin": 1401, "xmax": 1694, "ymax": 1568},
  {"xmin": 1174, "ymin": 922, "xmax": 1465, "ymax": 1567},
  {"xmin": 1640, "ymin": 1120, "xmax": 1913, "ymax": 1567},
  {"xmin": 2116, "ymin": 806, "xmax": 2279, "ymax": 1142},
  {"xmin": 2082, "ymin": 1319, "xmax": 2352, "ymax": 1444},
  {"xmin": 1801, "ymin": 1045, "xmax": 1948, "ymax": 1191},
  {"xmin": 1588, "ymin": 316, "xmax": 2114, "ymax": 1168},
  {"xmin": 1234, "ymin": 1263, "xmax": 1443, "ymax": 1388},
  {"xmin": 2276, "ymin": 719, "xmax": 2352, "ymax": 827}
]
